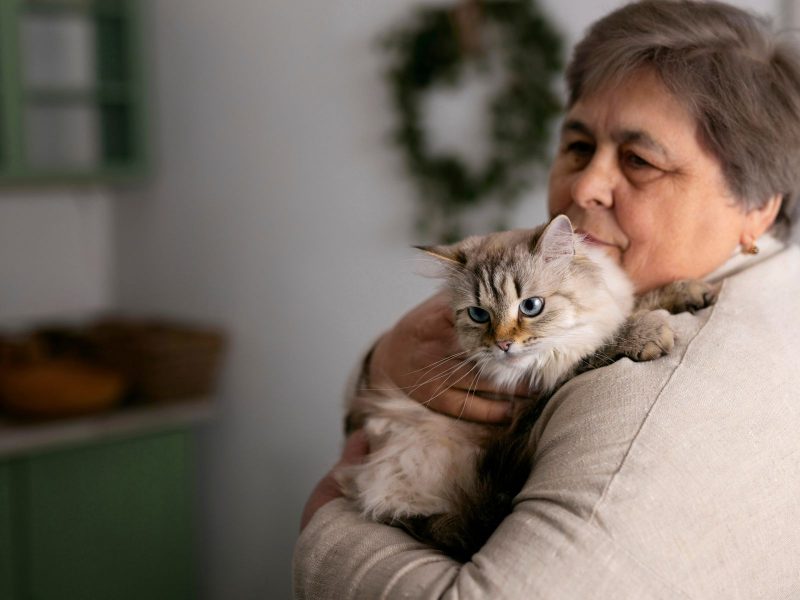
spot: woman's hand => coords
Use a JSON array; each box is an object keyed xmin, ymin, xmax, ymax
[
  {"xmin": 369, "ymin": 292, "xmax": 529, "ymax": 424},
  {"xmin": 300, "ymin": 430, "xmax": 369, "ymax": 531}
]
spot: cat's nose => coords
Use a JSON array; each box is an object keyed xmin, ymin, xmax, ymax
[{"xmin": 496, "ymin": 340, "xmax": 513, "ymax": 352}]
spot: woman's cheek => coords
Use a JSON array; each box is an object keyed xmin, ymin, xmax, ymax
[
  {"xmin": 547, "ymin": 175, "xmax": 572, "ymax": 215},
  {"xmin": 622, "ymin": 247, "xmax": 672, "ymax": 293}
]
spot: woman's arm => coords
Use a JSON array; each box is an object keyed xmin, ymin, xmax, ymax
[
  {"xmin": 296, "ymin": 250, "xmax": 800, "ymax": 599},
  {"xmin": 294, "ymin": 348, "xmax": 690, "ymax": 599},
  {"xmin": 294, "ymin": 295, "xmax": 682, "ymax": 598}
]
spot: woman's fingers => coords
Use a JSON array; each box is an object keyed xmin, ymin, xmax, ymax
[
  {"xmin": 300, "ymin": 472, "xmax": 341, "ymax": 531},
  {"xmin": 420, "ymin": 387, "xmax": 512, "ymax": 423},
  {"xmin": 385, "ymin": 354, "xmax": 514, "ymax": 424},
  {"xmin": 338, "ymin": 429, "xmax": 369, "ymax": 465}
]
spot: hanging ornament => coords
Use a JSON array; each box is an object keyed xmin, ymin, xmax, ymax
[{"xmin": 382, "ymin": 0, "xmax": 564, "ymax": 241}]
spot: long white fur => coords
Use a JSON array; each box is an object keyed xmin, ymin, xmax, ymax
[{"xmin": 337, "ymin": 393, "xmax": 485, "ymax": 521}]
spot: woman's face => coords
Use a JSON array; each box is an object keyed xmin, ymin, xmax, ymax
[{"xmin": 548, "ymin": 70, "xmax": 753, "ymax": 292}]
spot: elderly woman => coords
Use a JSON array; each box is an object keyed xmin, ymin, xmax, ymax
[{"xmin": 294, "ymin": 1, "xmax": 800, "ymax": 597}]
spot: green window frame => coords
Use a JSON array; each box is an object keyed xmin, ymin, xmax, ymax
[{"xmin": 0, "ymin": 0, "xmax": 147, "ymax": 184}]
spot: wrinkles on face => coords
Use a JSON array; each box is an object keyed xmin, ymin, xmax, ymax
[{"xmin": 547, "ymin": 70, "xmax": 748, "ymax": 292}]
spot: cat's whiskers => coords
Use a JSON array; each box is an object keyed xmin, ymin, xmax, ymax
[
  {"xmin": 363, "ymin": 352, "xmax": 473, "ymax": 394},
  {"xmin": 458, "ymin": 359, "xmax": 489, "ymax": 421},
  {"xmin": 422, "ymin": 360, "xmax": 479, "ymax": 406},
  {"xmin": 366, "ymin": 357, "xmax": 476, "ymax": 399},
  {"xmin": 407, "ymin": 357, "xmax": 478, "ymax": 397},
  {"xmin": 405, "ymin": 349, "xmax": 471, "ymax": 376},
  {"xmin": 421, "ymin": 358, "xmax": 483, "ymax": 409},
  {"xmin": 589, "ymin": 348, "xmax": 615, "ymax": 365},
  {"xmin": 425, "ymin": 360, "xmax": 473, "ymax": 401}
]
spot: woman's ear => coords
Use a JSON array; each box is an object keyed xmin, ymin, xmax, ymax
[{"xmin": 741, "ymin": 194, "xmax": 782, "ymax": 246}]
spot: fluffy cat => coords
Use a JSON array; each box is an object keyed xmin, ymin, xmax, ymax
[{"xmin": 337, "ymin": 215, "xmax": 716, "ymax": 560}]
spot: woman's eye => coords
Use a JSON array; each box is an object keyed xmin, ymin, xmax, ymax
[
  {"xmin": 625, "ymin": 152, "xmax": 653, "ymax": 169},
  {"xmin": 519, "ymin": 297, "xmax": 545, "ymax": 317},
  {"xmin": 467, "ymin": 306, "xmax": 490, "ymax": 324},
  {"xmin": 565, "ymin": 141, "xmax": 593, "ymax": 156}
]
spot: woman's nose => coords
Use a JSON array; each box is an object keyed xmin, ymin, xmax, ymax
[{"xmin": 571, "ymin": 154, "xmax": 617, "ymax": 209}]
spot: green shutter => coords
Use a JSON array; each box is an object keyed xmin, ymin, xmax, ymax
[{"xmin": 0, "ymin": 0, "xmax": 147, "ymax": 183}]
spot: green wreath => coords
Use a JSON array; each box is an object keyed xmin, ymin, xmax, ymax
[{"xmin": 382, "ymin": 0, "xmax": 564, "ymax": 242}]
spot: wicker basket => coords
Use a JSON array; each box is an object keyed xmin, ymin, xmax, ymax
[
  {"xmin": 0, "ymin": 335, "xmax": 126, "ymax": 418},
  {"xmin": 89, "ymin": 319, "xmax": 226, "ymax": 402}
]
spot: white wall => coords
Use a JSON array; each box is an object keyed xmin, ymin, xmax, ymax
[
  {"xmin": 115, "ymin": 3, "xmax": 441, "ymax": 598},
  {"xmin": 0, "ymin": 13, "xmax": 114, "ymax": 327},
  {"xmin": 112, "ymin": 1, "xmax": 779, "ymax": 598},
  {"xmin": 0, "ymin": 190, "xmax": 113, "ymax": 326}
]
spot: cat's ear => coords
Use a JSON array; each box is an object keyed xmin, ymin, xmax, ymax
[
  {"xmin": 536, "ymin": 215, "xmax": 575, "ymax": 262},
  {"xmin": 413, "ymin": 244, "xmax": 467, "ymax": 266}
]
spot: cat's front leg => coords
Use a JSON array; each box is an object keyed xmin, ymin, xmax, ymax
[
  {"xmin": 635, "ymin": 279, "xmax": 720, "ymax": 313},
  {"xmin": 580, "ymin": 308, "xmax": 675, "ymax": 371},
  {"xmin": 611, "ymin": 309, "xmax": 675, "ymax": 361},
  {"xmin": 588, "ymin": 278, "xmax": 719, "ymax": 368}
]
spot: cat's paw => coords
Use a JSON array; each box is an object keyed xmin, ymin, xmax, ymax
[
  {"xmin": 623, "ymin": 310, "xmax": 675, "ymax": 362},
  {"xmin": 658, "ymin": 279, "xmax": 719, "ymax": 314}
]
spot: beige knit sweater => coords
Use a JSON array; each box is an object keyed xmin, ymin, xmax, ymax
[{"xmin": 294, "ymin": 241, "xmax": 800, "ymax": 599}]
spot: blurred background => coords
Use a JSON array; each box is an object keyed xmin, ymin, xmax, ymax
[{"xmin": 0, "ymin": 0, "xmax": 788, "ymax": 598}]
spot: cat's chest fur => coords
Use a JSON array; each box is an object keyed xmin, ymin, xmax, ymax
[{"xmin": 344, "ymin": 394, "xmax": 486, "ymax": 519}]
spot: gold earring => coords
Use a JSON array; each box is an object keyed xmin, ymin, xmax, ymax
[{"xmin": 742, "ymin": 243, "xmax": 760, "ymax": 255}]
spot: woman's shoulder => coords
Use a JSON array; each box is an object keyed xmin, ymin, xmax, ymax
[
  {"xmin": 519, "ymin": 247, "xmax": 800, "ymax": 591},
  {"xmin": 531, "ymin": 243, "xmax": 800, "ymax": 478},
  {"xmin": 537, "ymin": 243, "xmax": 800, "ymax": 437},
  {"xmin": 531, "ymin": 305, "xmax": 705, "ymax": 453}
]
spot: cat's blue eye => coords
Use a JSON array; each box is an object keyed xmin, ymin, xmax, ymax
[
  {"xmin": 519, "ymin": 297, "xmax": 544, "ymax": 317},
  {"xmin": 467, "ymin": 306, "xmax": 490, "ymax": 324}
]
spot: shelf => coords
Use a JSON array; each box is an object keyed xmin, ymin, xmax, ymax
[
  {"xmin": 25, "ymin": 83, "xmax": 130, "ymax": 104},
  {"xmin": 0, "ymin": 165, "xmax": 145, "ymax": 185},
  {"xmin": 0, "ymin": 398, "xmax": 215, "ymax": 458},
  {"xmin": 22, "ymin": 0, "xmax": 125, "ymax": 18}
]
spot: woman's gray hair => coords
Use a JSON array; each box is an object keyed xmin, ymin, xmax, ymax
[{"xmin": 566, "ymin": 0, "xmax": 800, "ymax": 238}]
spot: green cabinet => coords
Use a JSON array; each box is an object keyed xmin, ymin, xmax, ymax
[
  {"xmin": 0, "ymin": 0, "xmax": 147, "ymax": 183},
  {"xmin": 0, "ymin": 462, "xmax": 17, "ymax": 599},
  {"xmin": 1, "ymin": 431, "xmax": 195, "ymax": 600}
]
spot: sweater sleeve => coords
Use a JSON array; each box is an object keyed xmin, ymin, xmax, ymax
[{"xmin": 292, "ymin": 493, "xmax": 687, "ymax": 600}]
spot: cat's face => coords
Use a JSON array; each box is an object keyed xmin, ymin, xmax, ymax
[
  {"xmin": 452, "ymin": 259, "xmax": 577, "ymax": 368},
  {"xmin": 419, "ymin": 216, "xmax": 629, "ymax": 387}
]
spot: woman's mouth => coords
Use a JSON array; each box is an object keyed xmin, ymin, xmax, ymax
[
  {"xmin": 576, "ymin": 230, "xmax": 613, "ymax": 247},
  {"xmin": 575, "ymin": 229, "xmax": 625, "ymax": 263}
]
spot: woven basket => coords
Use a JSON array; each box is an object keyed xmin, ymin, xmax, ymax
[
  {"xmin": 0, "ymin": 335, "xmax": 126, "ymax": 418},
  {"xmin": 89, "ymin": 319, "xmax": 226, "ymax": 402}
]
